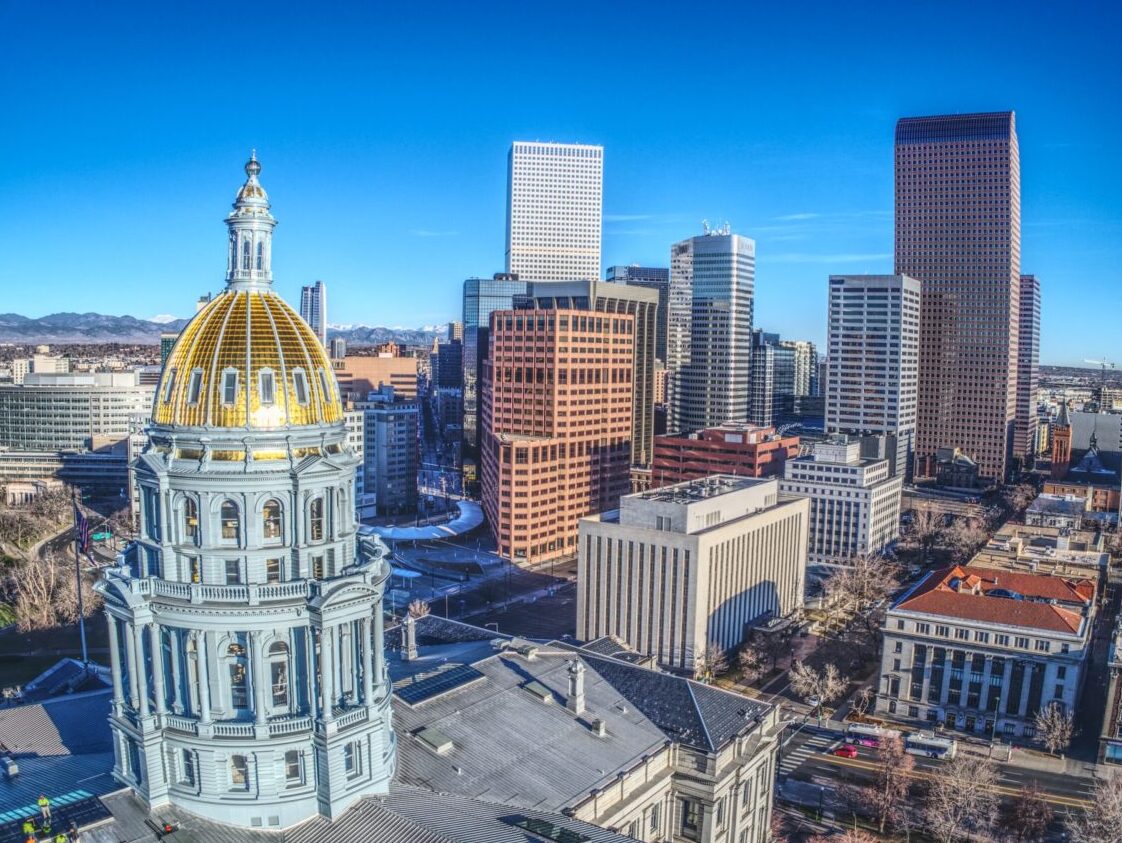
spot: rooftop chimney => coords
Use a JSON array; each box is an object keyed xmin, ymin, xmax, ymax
[
  {"xmin": 567, "ymin": 660, "xmax": 586, "ymax": 715},
  {"xmin": 403, "ymin": 615, "xmax": 418, "ymax": 662}
]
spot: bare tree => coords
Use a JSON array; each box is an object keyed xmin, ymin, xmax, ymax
[
  {"xmin": 808, "ymin": 832, "xmax": 878, "ymax": 843},
  {"xmin": 851, "ymin": 687, "xmax": 875, "ymax": 720},
  {"xmin": 945, "ymin": 517, "xmax": 989, "ymax": 564},
  {"xmin": 922, "ymin": 755, "xmax": 1000, "ymax": 843},
  {"xmin": 1033, "ymin": 702, "xmax": 1075, "ymax": 757},
  {"xmin": 694, "ymin": 642, "xmax": 729, "ymax": 683},
  {"xmin": 748, "ymin": 626, "xmax": 794, "ymax": 672},
  {"xmin": 999, "ymin": 784, "xmax": 1052, "ymax": 843},
  {"xmin": 903, "ymin": 506, "xmax": 943, "ymax": 562},
  {"xmin": 865, "ymin": 732, "xmax": 915, "ymax": 834},
  {"xmin": 1066, "ymin": 773, "xmax": 1122, "ymax": 843},
  {"xmin": 407, "ymin": 599, "xmax": 431, "ymax": 619},
  {"xmin": 736, "ymin": 642, "xmax": 765, "ymax": 684},
  {"xmin": 3, "ymin": 553, "xmax": 100, "ymax": 631},
  {"xmin": 789, "ymin": 660, "xmax": 848, "ymax": 725},
  {"xmin": 1002, "ymin": 483, "xmax": 1037, "ymax": 517}
]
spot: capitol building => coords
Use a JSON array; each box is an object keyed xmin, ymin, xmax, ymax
[{"xmin": 0, "ymin": 157, "xmax": 779, "ymax": 843}]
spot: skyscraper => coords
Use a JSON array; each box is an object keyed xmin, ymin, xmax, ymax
[
  {"xmin": 516, "ymin": 279, "xmax": 658, "ymax": 467},
  {"xmin": 299, "ymin": 279, "xmax": 328, "ymax": 347},
  {"xmin": 1015, "ymin": 274, "xmax": 1041, "ymax": 470},
  {"xmin": 781, "ymin": 339, "xmax": 818, "ymax": 397},
  {"xmin": 668, "ymin": 227, "xmax": 755, "ymax": 435},
  {"xmin": 826, "ymin": 274, "xmax": 920, "ymax": 479},
  {"xmin": 895, "ymin": 112, "xmax": 1021, "ymax": 483},
  {"xmin": 748, "ymin": 330, "xmax": 796, "ymax": 427},
  {"xmin": 506, "ymin": 142, "xmax": 603, "ymax": 282},
  {"xmin": 481, "ymin": 308, "xmax": 633, "ymax": 564},
  {"xmin": 606, "ymin": 265, "xmax": 670, "ymax": 362},
  {"xmin": 461, "ymin": 273, "xmax": 527, "ymax": 451}
]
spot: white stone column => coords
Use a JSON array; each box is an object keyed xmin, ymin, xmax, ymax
[
  {"xmin": 168, "ymin": 628, "xmax": 183, "ymax": 714},
  {"xmin": 195, "ymin": 631, "xmax": 212, "ymax": 723},
  {"xmin": 250, "ymin": 630, "xmax": 267, "ymax": 726},
  {"xmin": 304, "ymin": 625, "xmax": 317, "ymax": 715},
  {"xmin": 320, "ymin": 623, "xmax": 335, "ymax": 718},
  {"xmin": 124, "ymin": 621, "xmax": 140, "ymax": 710},
  {"xmin": 107, "ymin": 616, "xmax": 125, "ymax": 709},
  {"xmin": 339, "ymin": 623, "xmax": 352, "ymax": 701},
  {"xmin": 373, "ymin": 605, "xmax": 385, "ymax": 684},
  {"xmin": 149, "ymin": 623, "xmax": 167, "ymax": 715},
  {"xmin": 133, "ymin": 622, "xmax": 150, "ymax": 717},
  {"xmin": 361, "ymin": 616, "xmax": 374, "ymax": 705}
]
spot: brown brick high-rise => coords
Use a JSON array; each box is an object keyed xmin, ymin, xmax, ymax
[
  {"xmin": 481, "ymin": 309, "xmax": 633, "ymax": 564},
  {"xmin": 895, "ymin": 112, "xmax": 1021, "ymax": 484}
]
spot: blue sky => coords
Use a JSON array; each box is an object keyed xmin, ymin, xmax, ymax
[{"xmin": 1, "ymin": 1, "xmax": 1119, "ymax": 365}]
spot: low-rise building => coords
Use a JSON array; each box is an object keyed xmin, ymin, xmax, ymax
[
  {"xmin": 391, "ymin": 615, "xmax": 782, "ymax": 843},
  {"xmin": 1101, "ymin": 613, "xmax": 1122, "ymax": 765},
  {"xmin": 877, "ymin": 565, "xmax": 1095, "ymax": 738},
  {"xmin": 578, "ymin": 475, "xmax": 809, "ymax": 672},
  {"xmin": 778, "ymin": 436, "xmax": 901, "ymax": 564},
  {"xmin": 651, "ymin": 424, "xmax": 799, "ymax": 487},
  {"xmin": 1025, "ymin": 493, "xmax": 1086, "ymax": 530}
]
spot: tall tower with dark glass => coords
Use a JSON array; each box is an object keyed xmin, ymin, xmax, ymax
[
  {"xmin": 895, "ymin": 112, "xmax": 1021, "ymax": 483},
  {"xmin": 96, "ymin": 155, "xmax": 394, "ymax": 829}
]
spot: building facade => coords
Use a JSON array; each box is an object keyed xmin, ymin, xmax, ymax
[
  {"xmin": 0, "ymin": 372, "xmax": 154, "ymax": 451},
  {"xmin": 332, "ymin": 354, "xmax": 418, "ymax": 401},
  {"xmin": 95, "ymin": 155, "xmax": 394, "ymax": 828},
  {"xmin": 1015, "ymin": 274, "xmax": 1041, "ymax": 470},
  {"xmin": 607, "ymin": 264, "xmax": 670, "ymax": 362},
  {"xmin": 506, "ymin": 141, "xmax": 603, "ymax": 282},
  {"xmin": 748, "ymin": 331, "xmax": 795, "ymax": 427},
  {"xmin": 877, "ymin": 565, "xmax": 1094, "ymax": 738},
  {"xmin": 782, "ymin": 339, "xmax": 818, "ymax": 398},
  {"xmin": 578, "ymin": 476, "xmax": 808, "ymax": 673},
  {"xmin": 896, "ymin": 112, "xmax": 1021, "ymax": 484},
  {"xmin": 517, "ymin": 279, "xmax": 658, "ymax": 467},
  {"xmin": 299, "ymin": 280, "xmax": 328, "ymax": 348},
  {"xmin": 668, "ymin": 228, "xmax": 755, "ymax": 435},
  {"xmin": 779, "ymin": 437, "xmax": 902, "ymax": 565},
  {"xmin": 652, "ymin": 424, "xmax": 799, "ymax": 487},
  {"xmin": 355, "ymin": 385, "xmax": 419, "ymax": 516},
  {"xmin": 826, "ymin": 274, "xmax": 920, "ymax": 479},
  {"xmin": 461, "ymin": 273, "xmax": 527, "ymax": 451},
  {"xmin": 1101, "ymin": 613, "xmax": 1122, "ymax": 764},
  {"xmin": 481, "ymin": 308, "xmax": 633, "ymax": 563}
]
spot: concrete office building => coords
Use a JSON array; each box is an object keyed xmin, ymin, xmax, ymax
[
  {"xmin": 355, "ymin": 385, "xmax": 419, "ymax": 516},
  {"xmin": 779, "ymin": 436, "xmax": 902, "ymax": 564},
  {"xmin": 160, "ymin": 332, "xmax": 179, "ymax": 368},
  {"xmin": 896, "ymin": 112, "xmax": 1021, "ymax": 483},
  {"xmin": 782, "ymin": 339, "xmax": 818, "ymax": 397},
  {"xmin": 652, "ymin": 424, "xmax": 799, "ymax": 487},
  {"xmin": 578, "ymin": 475, "xmax": 809, "ymax": 673},
  {"xmin": 461, "ymin": 273, "xmax": 527, "ymax": 451},
  {"xmin": 607, "ymin": 264, "xmax": 670, "ymax": 362},
  {"xmin": 332, "ymin": 354, "xmax": 418, "ymax": 401},
  {"xmin": 877, "ymin": 565, "xmax": 1094, "ymax": 738},
  {"xmin": 516, "ymin": 279, "xmax": 658, "ymax": 467},
  {"xmin": 1015, "ymin": 274, "xmax": 1041, "ymax": 469},
  {"xmin": 668, "ymin": 228, "xmax": 755, "ymax": 435},
  {"xmin": 506, "ymin": 141, "xmax": 603, "ymax": 282},
  {"xmin": 328, "ymin": 336, "xmax": 347, "ymax": 360},
  {"xmin": 748, "ymin": 331, "xmax": 795, "ymax": 427},
  {"xmin": 482, "ymin": 308, "xmax": 633, "ymax": 564},
  {"xmin": 0, "ymin": 372, "xmax": 154, "ymax": 452},
  {"xmin": 299, "ymin": 279, "xmax": 328, "ymax": 347},
  {"xmin": 826, "ymin": 275, "xmax": 920, "ymax": 479}
]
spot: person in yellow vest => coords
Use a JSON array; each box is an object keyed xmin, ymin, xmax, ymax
[
  {"xmin": 21, "ymin": 818, "xmax": 35, "ymax": 836},
  {"xmin": 55, "ymin": 833, "xmax": 69, "ymax": 843},
  {"xmin": 38, "ymin": 793, "xmax": 51, "ymax": 822}
]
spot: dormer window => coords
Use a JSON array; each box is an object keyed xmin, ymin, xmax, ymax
[
  {"xmin": 259, "ymin": 369, "xmax": 276, "ymax": 405},
  {"xmin": 222, "ymin": 368, "xmax": 239, "ymax": 406},
  {"xmin": 162, "ymin": 368, "xmax": 177, "ymax": 403},
  {"xmin": 318, "ymin": 368, "xmax": 333, "ymax": 403},
  {"xmin": 187, "ymin": 369, "xmax": 204, "ymax": 405},
  {"xmin": 292, "ymin": 368, "xmax": 309, "ymax": 405}
]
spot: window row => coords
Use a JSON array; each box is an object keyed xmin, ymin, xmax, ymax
[{"xmin": 162, "ymin": 366, "xmax": 336, "ymax": 408}]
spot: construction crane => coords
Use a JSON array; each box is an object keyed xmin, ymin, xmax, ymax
[{"xmin": 1084, "ymin": 358, "xmax": 1116, "ymax": 410}]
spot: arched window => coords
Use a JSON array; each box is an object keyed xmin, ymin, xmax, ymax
[
  {"xmin": 241, "ymin": 238, "xmax": 250, "ymax": 270},
  {"xmin": 268, "ymin": 641, "xmax": 289, "ymax": 708},
  {"xmin": 256, "ymin": 241, "xmax": 264, "ymax": 271},
  {"xmin": 220, "ymin": 500, "xmax": 240, "ymax": 543},
  {"xmin": 230, "ymin": 754, "xmax": 249, "ymax": 790},
  {"xmin": 227, "ymin": 640, "xmax": 248, "ymax": 709},
  {"xmin": 309, "ymin": 497, "xmax": 324, "ymax": 542},
  {"xmin": 183, "ymin": 497, "xmax": 198, "ymax": 543},
  {"xmin": 262, "ymin": 499, "xmax": 282, "ymax": 543}
]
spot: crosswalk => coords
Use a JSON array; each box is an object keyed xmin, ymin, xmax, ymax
[{"xmin": 778, "ymin": 731, "xmax": 837, "ymax": 777}]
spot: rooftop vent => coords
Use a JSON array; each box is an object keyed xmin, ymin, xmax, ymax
[
  {"xmin": 592, "ymin": 718, "xmax": 607, "ymax": 738},
  {"xmin": 416, "ymin": 726, "xmax": 455, "ymax": 755},
  {"xmin": 524, "ymin": 681, "xmax": 553, "ymax": 704}
]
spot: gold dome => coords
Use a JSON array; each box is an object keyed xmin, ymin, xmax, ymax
[{"xmin": 155, "ymin": 288, "xmax": 342, "ymax": 429}]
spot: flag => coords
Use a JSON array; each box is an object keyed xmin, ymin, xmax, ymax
[{"xmin": 74, "ymin": 502, "xmax": 92, "ymax": 560}]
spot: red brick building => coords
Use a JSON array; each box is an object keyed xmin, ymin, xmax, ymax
[
  {"xmin": 651, "ymin": 424, "xmax": 799, "ymax": 487},
  {"xmin": 481, "ymin": 309, "xmax": 634, "ymax": 563}
]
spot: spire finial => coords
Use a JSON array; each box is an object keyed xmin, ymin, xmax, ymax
[{"xmin": 245, "ymin": 150, "xmax": 261, "ymax": 179}]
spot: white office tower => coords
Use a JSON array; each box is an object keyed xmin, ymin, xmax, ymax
[
  {"xmin": 779, "ymin": 436, "xmax": 902, "ymax": 565},
  {"xmin": 506, "ymin": 141, "xmax": 603, "ymax": 282},
  {"xmin": 825, "ymin": 275, "xmax": 920, "ymax": 479},
  {"xmin": 668, "ymin": 227, "xmax": 755, "ymax": 435},
  {"xmin": 300, "ymin": 279, "xmax": 328, "ymax": 347}
]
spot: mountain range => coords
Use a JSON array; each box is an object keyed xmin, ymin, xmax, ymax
[{"xmin": 0, "ymin": 312, "xmax": 442, "ymax": 347}]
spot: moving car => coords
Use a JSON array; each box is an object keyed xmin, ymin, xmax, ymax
[{"xmin": 832, "ymin": 744, "xmax": 859, "ymax": 759}]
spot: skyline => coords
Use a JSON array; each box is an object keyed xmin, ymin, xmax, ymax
[{"xmin": 1, "ymin": 2, "xmax": 1120, "ymax": 365}]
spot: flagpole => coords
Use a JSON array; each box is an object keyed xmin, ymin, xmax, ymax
[{"xmin": 72, "ymin": 492, "xmax": 89, "ymax": 667}]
